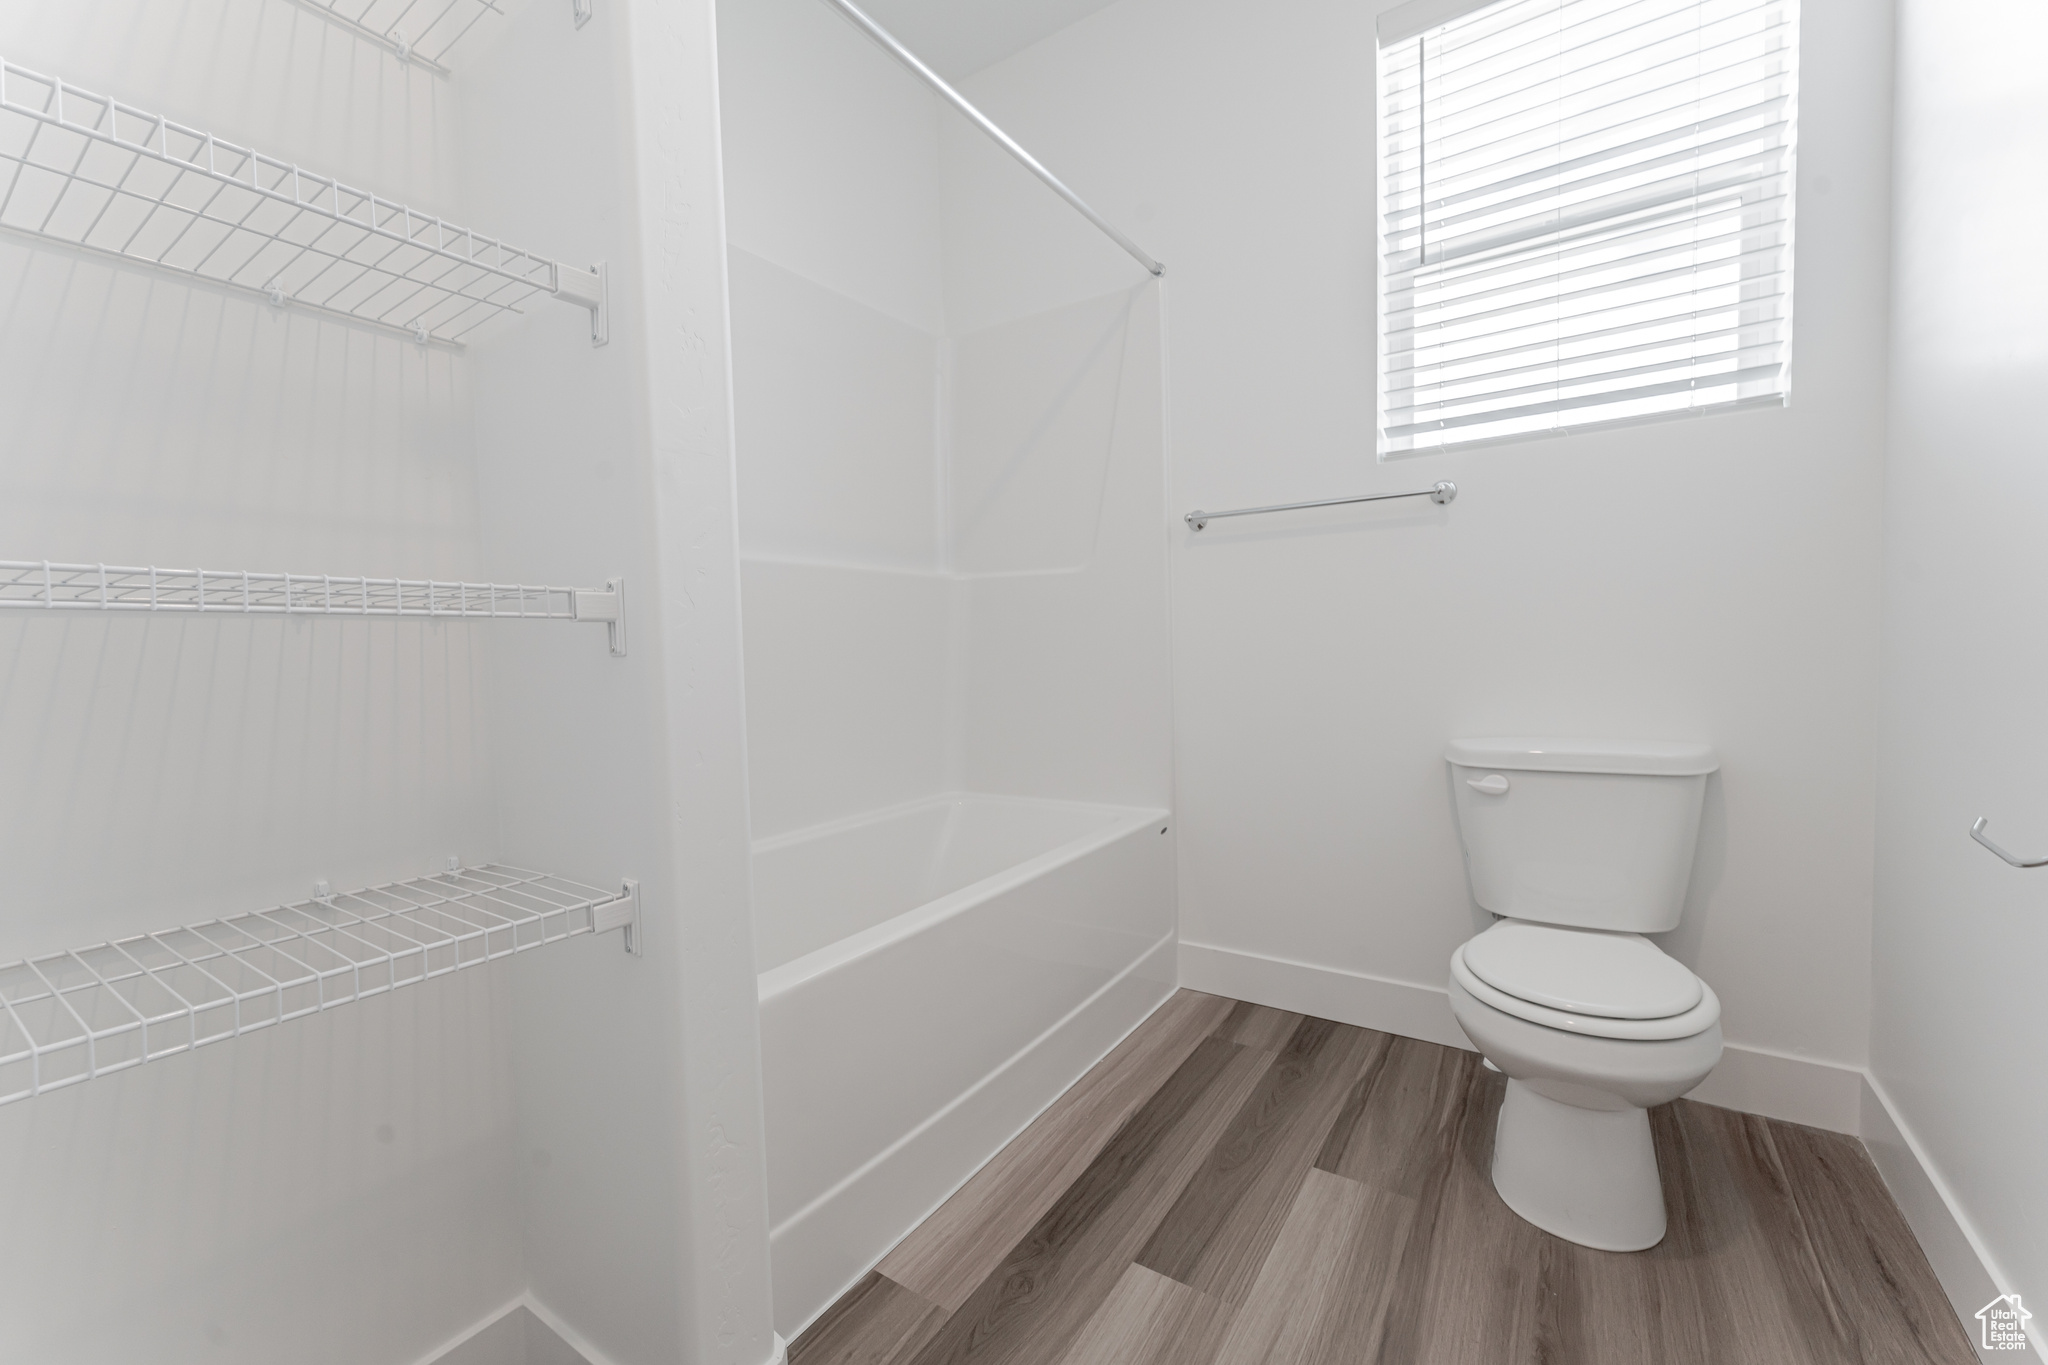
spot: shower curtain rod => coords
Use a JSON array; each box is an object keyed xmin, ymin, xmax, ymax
[{"xmin": 813, "ymin": 0, "xmax": 1165, "ymax": 277}]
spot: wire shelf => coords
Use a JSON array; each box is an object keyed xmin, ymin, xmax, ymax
[
  {"xmin": 1, "ymin": 559, "xmax": 598, "ymax": 619},
  {"xmin": 0, "ymin": 58, "xmax": 603, "ymax": 344},
  {"xmin": 0, "ymin": 865, "xmax": 630, "ymax": 1106},
  {"xmin": 299, "ymin": 0, "xmax": 505, "ymax": 73}
]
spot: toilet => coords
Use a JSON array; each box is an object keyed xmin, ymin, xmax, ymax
[{"xmin": 1445, "ymin": 738, "xmax": 1722, "ymax": 1253}]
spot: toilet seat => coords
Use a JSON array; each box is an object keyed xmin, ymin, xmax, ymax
[
  {"xmin": 1452, "ymin": 926, "xmax": 1720, "ymax": 1042},
  {"xmin": 1462, "ymin": 921, "xmax": 1701, "ymax": 1018}
]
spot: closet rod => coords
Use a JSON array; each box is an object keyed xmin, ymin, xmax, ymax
[{"xmin": 813, "ymin": 0, "xmax": 1165, "ymax": 278}]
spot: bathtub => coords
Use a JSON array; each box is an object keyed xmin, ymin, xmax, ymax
[{"xmin": 755, "ymin": 793, "xmax": 1176, "ymax": 1336}]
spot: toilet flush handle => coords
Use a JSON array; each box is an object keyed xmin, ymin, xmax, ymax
[{"xmin": 1468, "ymin": 773, "xmax": 1511, "ymax": 796}]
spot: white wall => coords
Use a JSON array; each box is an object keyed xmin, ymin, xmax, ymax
[
  {"xmin": 0, "ymin": 4, "xmax": 517, "ymax": 1361},
  {"xmin": 0, "ymin": 1, "xmax": 781, "ymax": 1361},
  {"xmin": 1872, "ymin": 0, "xmax": 2048, "ymax": 1341},
  {"xmin": 463, "ymin": 1, "xmax": 777, "ymax": 1362},
  {"xmin": 856, "ymin": 0, "xmax": 1125, "ymax": 81},
  {"xmin": 613, "ymin": 3, "xmax": 784, "ymax": 1359},
  {"xmin": 958, "ymin": 0, "xmax": 1895, "ymax": 1089}
]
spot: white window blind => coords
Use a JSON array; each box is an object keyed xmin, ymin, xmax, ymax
[{"xmin": 1377, "ymin": 0, "xmax": 1797, "ymax": 456}]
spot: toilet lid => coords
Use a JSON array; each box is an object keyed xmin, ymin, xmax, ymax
[{"xmin": 1460, "ymin": 921, "xmax": 1703, "ymax": 1020}]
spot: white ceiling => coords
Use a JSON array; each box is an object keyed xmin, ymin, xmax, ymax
[{"xmin": 849, "ymin": 0, "xmax": 1126, "ymax": 79}]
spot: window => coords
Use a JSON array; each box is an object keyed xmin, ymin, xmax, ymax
[{"xmin": 1377, "ymin": 0, "xmax": 1797, "ymax": 456}]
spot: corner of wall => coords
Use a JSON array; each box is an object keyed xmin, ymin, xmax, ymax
[{"xmin": 1859, "ymin": 1072, "xmax": 2037, "ymax": 1361}]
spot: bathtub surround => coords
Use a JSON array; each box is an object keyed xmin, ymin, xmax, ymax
[
  {"xmin": 726, "ymin": 260, "xmax": 1172, "ymax": 838},
  {"xmin": 720, "ymin": 0, "xmax": 1175, "ymax": 1335},
  {"xmin": 727, "ymin": 260, "xmax": 1174, "ymax": 1334},
  {"xmin": 758, "ymin": 799, "xmax": 1174, "ymax": 1333}
]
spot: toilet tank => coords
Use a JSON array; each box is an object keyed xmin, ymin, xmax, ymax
[{"xmin": 1447, "ymin": 738, "xmax": 1717, "ymax": 933}]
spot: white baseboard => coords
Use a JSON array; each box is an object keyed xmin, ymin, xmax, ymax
[
  {"xmin": 1684, "ymin": 1038, "xmax": 1865, "ymax": 1134},
  {"xmin": 1177, "ymin": 940, "xmax": 1863, "ymax": 1133},
  {"xmin": 416, "ymin": 942, "xmax": 2018, "ymax": 1365},
  {"xmin": 1179, "ymin": 939, "xmax": 2026, "ymax": 1355},
  {"xmin": 416, "ymin": 1293, "xmax": 786, "ymax": 1365},
  {"xmin": 1860, "ymin": 1073, "xmax": 2040, "ymax": 1361},
  {"xmin": 415, "ymin": 1296, "xmax": 606, "ymax": 1365},
  {"xmin": 519, "ymin": 1296, "xmax": 626, "ymax": 1365},
  {"xmin": 1177, "ymin": 940, "xmax": 1474, "ymax": 1051},
  {"xmin": 410, "ymin": 1297, "xmax": 528, "ymax": 1365}
]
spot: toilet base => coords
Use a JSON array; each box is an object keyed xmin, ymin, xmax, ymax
[{"xmin": 1490, "ymin": 1079, "xmax": 1666, "ymax": 1251}]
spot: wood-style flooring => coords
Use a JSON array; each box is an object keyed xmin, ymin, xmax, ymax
[{"xmin": 791, "ymin": 990, "xmax": 1976, "ymax": 1365}]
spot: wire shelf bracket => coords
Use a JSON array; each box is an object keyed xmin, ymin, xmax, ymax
[
  {"xmin": 0, "ymin": 58, "xmax": 610, "ymax": 346},
  {"xmin": 0, "ymin": 562, "xmax": 628, "ymax": 656},
  {"xmin": 0, "ymin": 864, "xmax": 640, "ymax": 1107},
  {"xmin": 293, "ymin": 0, "xmax": 504, "ymax": 75}
]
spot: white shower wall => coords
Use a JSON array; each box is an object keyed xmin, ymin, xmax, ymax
[
  {"xmin": 732, "ymin": 287, "xmax": 1170, "ymax": 828},
  {"xmin": 731, "ymin": 278, "xmax": 1171, "ymax": 834},
  {"xmin": 720, "ymin": 0, "xmax": 1172, "ymax": 838}
]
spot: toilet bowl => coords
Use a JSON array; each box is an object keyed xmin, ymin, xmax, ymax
[
  {"xmin": 1445, "ymin": 738, "xmax": 1721, "ymax": 1252},
  {"xmin": 1448, "ymin": 922, "xmax": 1721, "ymax": 1250}
]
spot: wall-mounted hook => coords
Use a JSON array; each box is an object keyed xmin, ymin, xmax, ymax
[
  {"xmin": 572, "ymin": 0, "xmax": 593, "ymax": 28},
  {"xmin": 266, "ymin": 280, "xmax": 285, "ymax": 307},
  {"xmin": 412, "ymin": 320, "xmax": 430, "ymax": 344}
]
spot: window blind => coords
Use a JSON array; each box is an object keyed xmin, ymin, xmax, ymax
[{"xmin": 1378, "ymin": 0, "xmax": 1797, "ymax": 456}]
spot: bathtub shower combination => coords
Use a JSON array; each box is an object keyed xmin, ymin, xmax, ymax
[
  {"xmin": 756, "ymin": 796, "xmax": 1174, "ymax": 1324},
  {"xmin": 722, "ymin": 0, "xmax": 1178, "ymax": 1333}
]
